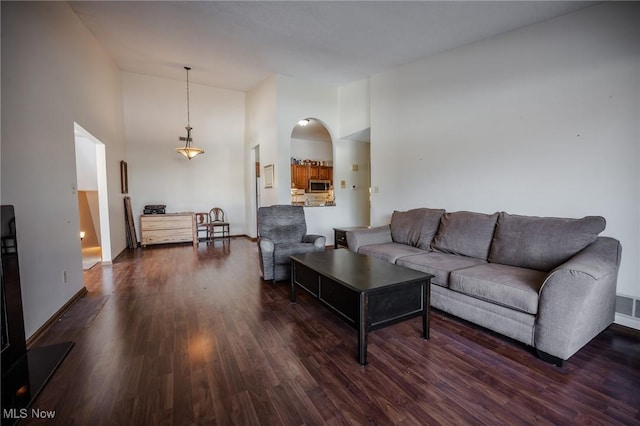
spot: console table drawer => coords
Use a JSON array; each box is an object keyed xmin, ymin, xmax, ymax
[
  {"xmin": 140, "ymin": 213, "xmax": 196, "ymax": 247},
  {"xmin": 141, "ymin": 228, "xmax": 194, "ymax": 245},
  {"xmin": 141, "ymin": 215, "xmax": 192, "ymax": 230}
]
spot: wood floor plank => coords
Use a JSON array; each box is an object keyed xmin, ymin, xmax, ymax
[{"xmin": 18, "ymin": 237, "xmax": 640, "ymax": 425}]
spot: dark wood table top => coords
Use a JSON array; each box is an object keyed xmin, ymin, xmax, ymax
[{"xmin": 290, "ymin": 249, "xmax": 433, "ymax": 293}]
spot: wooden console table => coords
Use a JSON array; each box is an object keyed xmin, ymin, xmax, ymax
[{"xmin": 140, "ymin": 213, "xmax": 196, "ymax": 247}]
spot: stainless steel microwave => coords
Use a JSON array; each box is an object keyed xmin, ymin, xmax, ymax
[{"xmin": 308, "ymin": 180, "xmax": 331, "ymax": 192}]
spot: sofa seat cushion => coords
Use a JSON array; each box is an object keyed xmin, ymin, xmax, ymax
[
  {"xmin": 396, "ymin": 252, "xmax": 487, "ymax": 288},
  {"xmin": 449, "ymin": 263, "xmax": 547, "ymax": 314},
  {"xmin": 274, "ymin": 242, "xmax": 322, "ymax": 264},
  {"xmin": 391, "ymin": 208, "xmax": 445, "ymax": 249},
  {"xmin": 431, "ymin": 211, "xmax": 498, "ymax": 260},
  {"xmin": 357, "ymin": 243, "xmax": 425, "ymax": 264},
  {"xmin": 488, "ymin": 212, "xmax": 606, "ymax": 272}
]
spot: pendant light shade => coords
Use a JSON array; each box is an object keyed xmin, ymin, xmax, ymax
[{"xmin": 176, "ymin": 66, "xmax": 204, "ymax": 160}]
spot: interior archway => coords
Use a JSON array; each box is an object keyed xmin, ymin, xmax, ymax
[{"xmin": 290, "ymin": 118, "xmax": 335, "ymax": 206}]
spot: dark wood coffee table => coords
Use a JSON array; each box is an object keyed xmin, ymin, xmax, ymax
[{"xmin": 290, "ymin": 249, "xmax": 434, "ymax": 366}]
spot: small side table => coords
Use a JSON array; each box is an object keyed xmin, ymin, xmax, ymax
[{"xmin": 333, "ymin": 226, "xmax": 369, "ymax": 249}]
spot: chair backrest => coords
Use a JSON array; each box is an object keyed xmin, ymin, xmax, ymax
[
  {"xmin": 195, "ymin": 212, "xmax": 209, "ymax": 225},
  {"xmin": 209, "ymin": 207, "xmax": 226, "ymax": 223},
  {"xmin": 257, "ymin": 205, "xmax": 307, "ymax": 243}
]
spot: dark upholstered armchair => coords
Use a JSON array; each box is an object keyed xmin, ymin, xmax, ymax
[{"xmin": 257, "ymin": 205, "xmax": 326, "ymax": 282}]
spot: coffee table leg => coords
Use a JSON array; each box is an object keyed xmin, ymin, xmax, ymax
[
  {"xmin": 422, "ymin": 280, "xmax": 430, "ymax": 340},
  {"xmin": 358, "ymin": 292, "xmax": 368, "ymax": 366},
  {"xmin": 290, "ymin": 262, "xmax": 297, "ymax": 304}
]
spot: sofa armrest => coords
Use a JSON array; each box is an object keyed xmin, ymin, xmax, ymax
[
  {"xmin": 303, "ymin": 234, "xmax": 326, "ymax": 249},
  {"xmin": 346, "ymin": 225, "xmax": 392, "ymax": 253},
  {"xmin": 535, "ymin": 237, "xmax": 622, "ymax": 360}
]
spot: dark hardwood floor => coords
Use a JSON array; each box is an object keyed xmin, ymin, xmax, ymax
[{"xmin": 21, "ymin": 238, "xmax": 640, "ymax": 425}]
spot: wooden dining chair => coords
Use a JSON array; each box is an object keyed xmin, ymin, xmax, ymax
[
  {"xmin": 195, "ymin": 212, "xmax": 211, "ymax": 242},
  {"xmin": 208, "ymin": 207, "xmax": 230, "ymax": 239}
]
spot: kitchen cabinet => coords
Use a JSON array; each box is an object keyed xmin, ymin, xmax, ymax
[
  {"xmin": 291, "ymin": 164, "xmax": 308, "ymax": 190},
  {"xmin": 140, "ymin": 213, "xmax": 196, "ymax": 247},
  {"xmin": 291, "ymin": 164, "xmax": 333, "ymax": 190},
  {"xmin": 309, "ymin": 165, "xmax": 321, "ymax": 180},
  {"xmin": 319, "ymin": 166, "xmax": 332, "ymax": 181}
]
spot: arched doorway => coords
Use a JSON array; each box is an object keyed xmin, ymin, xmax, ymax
[{"xmin": 290, "ymin": 118, "xmax": 335, "ymax": 207}]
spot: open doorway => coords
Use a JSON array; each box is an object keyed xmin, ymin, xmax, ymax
[
  {"xmin": 340, "ymin": 128, "xmax": 371, "ymax": 226},
  {"xmin": 74, "ymin": 123, "xmax": 112, "ymax": 268},
  {"xmin": 251, "ymin": 145, "xmax": 261, "ymax": 238}
]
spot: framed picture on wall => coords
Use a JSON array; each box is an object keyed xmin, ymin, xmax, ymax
[
  {"xmin": 120, "ymin": 160, "xmax": 128, "ymax": 194},
  {"xmin": 264, "ymin": 164, "xmax": 274, "ymax": 188}
]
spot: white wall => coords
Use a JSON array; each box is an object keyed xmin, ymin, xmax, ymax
[
  {"xmin": 371, "ymin": 3, "xmax": 640, "ymax": 304},
  {"xmin": 291, "ymin": 138, "xmax": 332, "ymax": 162},
  {"xmin": 1, "ymin": 2, "xmax": 128, "ymax": 337},
  {"xmin": 337, "ymin": 78, "xmax": 372, "ymax": 227},
  {"xmin": 276, "ymin": 76, "xmax": 339, "ymax": 201},
  {"xmin": 245, "ymin": 75, "xmax": 343, "ymax": 241},
  {"xmin": 75, "ymin": 136, "xmax": 98, "ymax": 191},
  {"xmin": 245, "ymin": 75, "xmax": 373, "ymax": 242},
  {"xmin": 245, "ymin": 76, "xmax": 278, "ymax": 231},
  {"xmin": 122, "ymin": 72, "xmax": 246, "ymax": 239},
  {"xmin": 275, "ymin": 76, "xmax": 345, "ymax": 243},
  {"xmin": 338, "ymin": 79, "xmax": 370, "ymax": 139}
]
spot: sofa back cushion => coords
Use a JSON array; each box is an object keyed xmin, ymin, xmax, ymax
[
  {"xmin": 488, "ymin": 212, "xmax": 606, "ymax": 271},
  {"xmin": 390, "ymin": 208, "xmax": 445, "ymax": 249},
  {"xmin": 431, "ymin": 211, "xmax": 499, "ymax": 260}
]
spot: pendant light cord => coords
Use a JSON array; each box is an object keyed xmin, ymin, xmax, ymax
[
  {"xmin": 176, "ymin": 65, "xmax": 203, "ymax": 159},
  {"xmin": 185, "ymin": 66, "xmax": 191, "ymax": 128}
]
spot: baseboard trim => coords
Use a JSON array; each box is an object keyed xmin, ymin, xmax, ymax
[
  {"xmin": 112, "ymin": 247, "xmax": 130, "ymax": 262},
  {"xmin": 26, "ymin": 286, "xmax": 88, "ymax": 349},
  {"xmin": 199, "ymin": 234, "xmax": 255, "ymax": 241},
  {"xmin": 614, "ymin": 314, "xmax": 640, "ymax": 331}
]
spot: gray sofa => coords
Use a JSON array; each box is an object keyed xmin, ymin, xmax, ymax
[{"xmin": 346, "ymin": 208, "xmax": 622, "ymax": 366}]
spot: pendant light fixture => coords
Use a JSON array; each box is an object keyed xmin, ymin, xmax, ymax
[{"xmin": 176, "ymin": 66, "xmax": 204, "ymax": 160}]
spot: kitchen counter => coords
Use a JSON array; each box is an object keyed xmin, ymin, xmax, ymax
[
  {"xmin": 291, "ymin": 202, "xmax": 336, "ymax": 207},
  {"xmin": 291, "ymin": 189, "xmax": 334, "ymax": 207}
]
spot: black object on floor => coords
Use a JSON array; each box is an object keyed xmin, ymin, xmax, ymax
[{"xmin": 1, "ymin": 342, "xmax": 74, "ymax": 425}]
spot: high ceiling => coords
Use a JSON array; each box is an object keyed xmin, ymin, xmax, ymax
[{"xmin": 69, "ymin": 1, "xmax": 597, "ymax": 91}]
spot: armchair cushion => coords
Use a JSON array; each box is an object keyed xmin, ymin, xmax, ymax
[{"xmin": 274, "ymin": 242, "xmax": 324, "ymax": 264}]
